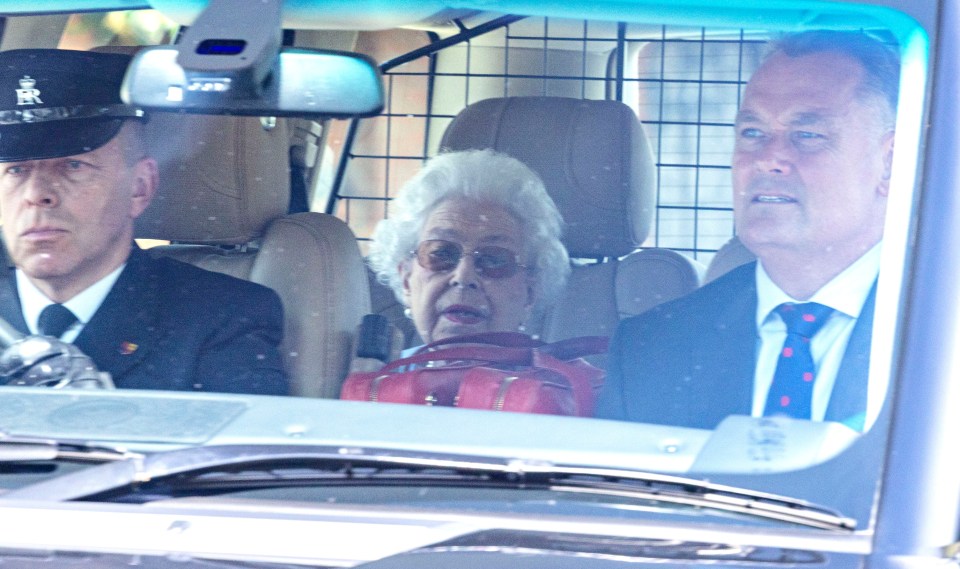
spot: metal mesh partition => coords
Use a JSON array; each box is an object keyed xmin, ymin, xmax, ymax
[
  {"xmin": 329, "ymin": 16, "xmax": 765, "ymax": 264},
  {"xmin": 636, "ymin": 29, "xmax": 765, "ymax": 262}
]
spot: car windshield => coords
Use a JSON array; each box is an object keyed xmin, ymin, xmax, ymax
[{"xmin": 0, "ymin": 0, "xmax": 934, "ymax": 553}]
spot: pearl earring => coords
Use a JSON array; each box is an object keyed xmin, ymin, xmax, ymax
[{"xmin": 403, "ymin": 307, "xmax": 412, "ymax": 319}]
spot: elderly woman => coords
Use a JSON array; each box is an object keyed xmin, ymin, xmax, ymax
[{"xmin": 368, "ymin": 149, "xmax": 570, "ymax": 344}]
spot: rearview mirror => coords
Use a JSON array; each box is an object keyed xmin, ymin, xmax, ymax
[{"xmin": 121, "ymin": 46, "xmax": 385, "ymax": 119}]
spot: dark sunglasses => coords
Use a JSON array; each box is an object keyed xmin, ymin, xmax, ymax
[{"xmin": 413, "ymin": 239, "xmax": 526, "ymax": 279}]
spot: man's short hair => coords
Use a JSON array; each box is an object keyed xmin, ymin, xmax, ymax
[
  {"xmin": 769, "ymin": 30, "xmax": 901, "ymax": 126},
  {"xmin": 0, "ymin": 49, "xmax": 145, "ymax": 162}
]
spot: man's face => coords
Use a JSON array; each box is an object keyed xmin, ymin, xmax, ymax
[
  {"xmin": 732, "ymin": 51, "xmax": 894, "ymax": 266},
  {"xmin": 0, "ymin": 123, "xmax": 156, "ymax": 300},
  {"xmin": 401, "ymin": 198, "xmax": 534, "ymax": 343}
]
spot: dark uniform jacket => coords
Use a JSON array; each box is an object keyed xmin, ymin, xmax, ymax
[{"xmin": 0, "ymin": 246, "xmax": 288, "ymax": 395}]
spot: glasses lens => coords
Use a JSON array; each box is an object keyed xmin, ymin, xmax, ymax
[
  {"xmin": 416, "ymin": 240, "xmax": 462, "ymax": 272},
  {"xmin": 473, "ymin": 245, "xmax": 519, "ymax": 278},
  {"xmin": 414, "ymin": 240, "xmax": 521, "ymax": 279}
]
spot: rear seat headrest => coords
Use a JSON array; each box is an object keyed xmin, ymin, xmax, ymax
[
  {"xmin": 134, "ymin": 113, "xmax": 291, "ymax": 245},
  {"xmin": 704, "ymin": 235, "xmax": 756, "ymax": 283},
  {"xmin": 440, "ymin": 96, "xmax": 655, "ymax": 258}
]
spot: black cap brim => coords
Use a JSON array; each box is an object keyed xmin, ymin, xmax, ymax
[{"xmin": 0, "ymin": 117, "xmax": 125, "ymax": 162}]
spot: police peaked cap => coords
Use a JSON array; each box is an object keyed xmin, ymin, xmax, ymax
[{"xmin": 0, "ymin": 49, "xmax": 144, "ymax": 162}]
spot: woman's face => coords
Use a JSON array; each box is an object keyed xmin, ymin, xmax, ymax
[{"xmin": 401, "ymin": 199, "xmax": 535, "ymax": 343}]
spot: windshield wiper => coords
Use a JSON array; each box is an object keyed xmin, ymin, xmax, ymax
[
  {"xmin": 0, "ymin": 431, "xmax": 141, "ymax": 464},
  {"xmin": 0, "ymin": 444, "xmax": 854, "ymax": 531}
]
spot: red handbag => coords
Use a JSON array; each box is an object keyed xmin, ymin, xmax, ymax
[{"xmin": 339, "ymin": 332, "xmax": 608, "ymax": 417}]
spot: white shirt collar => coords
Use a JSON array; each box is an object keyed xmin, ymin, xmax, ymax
[
  {"xmin": 756, "ymin": 242, "xmax": 882, "ymax": 328},
  {"xmin": 18, "ymin": 264, "xmax": 126, "ymax": 335}
]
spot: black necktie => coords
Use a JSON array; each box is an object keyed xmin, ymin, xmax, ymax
[{"xmin": 38, "ymin": 303, "xmax": 78, "ymax": 339}]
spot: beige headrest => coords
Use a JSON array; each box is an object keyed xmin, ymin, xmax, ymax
[
  {"xmin": 91, "ymin": 45, "xmax": 291, "ymax": 245},
  {"xmin": 134, "ymin": 113, "xmax": 291, "ymax": 244},
  {"xmin": 440, "ymin": 97, "xmax": 655, "ymax": 258},
  {"xmin": 704, "ymin": 236, "xmax": 756, "ymax": 283}
]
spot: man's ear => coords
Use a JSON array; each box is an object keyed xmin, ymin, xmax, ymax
[
  {"xmin": 130, "ymin": 157, "xmax": 158, "ymax": 219},
  {"xmin": 878, "ymin": 130, "xmax": 895, "ymax": 196}
]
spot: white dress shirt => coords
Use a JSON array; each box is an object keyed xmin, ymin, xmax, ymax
[
  {"xmin": 17, "ymin": 265, "xmax": 125, "ymax": 343},
  {"xmin": 752, "ymin": 243, "xmax": 881, "ymax": 421}
]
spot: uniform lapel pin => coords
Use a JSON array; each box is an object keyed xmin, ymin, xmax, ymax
[{"xmin": 119, "ymin": 341, "xmax": 139, "ymax": 355}]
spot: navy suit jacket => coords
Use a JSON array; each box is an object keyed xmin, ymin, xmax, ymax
[
  {"xmin": 0, "ymin": 247, "xmax": 288, "ymax": 395},
  {"xmin": 595, "ymin": 262, "xmax": 874, "ymax": 429}
]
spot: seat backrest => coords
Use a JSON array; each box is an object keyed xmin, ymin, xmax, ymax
[
  {"xmin": 704, "ymin": 235, "xmax": 756, "ymax": 284},
  {"xmin": 438, "ymin": 96, "xmax": 702, "ymax": 341},
  {"xmin": 135, "ymin": 112, "xmax": 371, "ymax": 398}
]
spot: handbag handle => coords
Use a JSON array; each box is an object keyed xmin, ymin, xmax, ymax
[
  {"xmin": 378, "ymin": 345, "xmax": 536, "ymax": 372},
  {"xmin": 539, "ymin": 335, "xmax": 609, "ymax": 361},
  {"xmin": 413, "ymin": 331, "xmax": 547, "ymax": 351},
  {"xmin": 417, "ymin": 332, "xmax": 609, "ymax": 361},
  {"xmin": 381, "ymin": 334, "xmax": 609, "ymax": 373}
]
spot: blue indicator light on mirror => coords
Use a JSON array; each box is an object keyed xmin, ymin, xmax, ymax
[{"xmin": 196, "ymin": 39, "xmax": 246, "ymax": 56}]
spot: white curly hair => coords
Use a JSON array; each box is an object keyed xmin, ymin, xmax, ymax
[{"xmin": 368, "ymin": 149, "xmax": 570, "ymax": 309}]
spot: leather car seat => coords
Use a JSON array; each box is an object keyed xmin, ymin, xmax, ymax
[
  {"xmin": 437, "ymin": 96, "xmax": 703, "ymax": 342},
  {"xmin": 703, "ymin": 235, "xmax": 756, "ymax": 283},
  {"xmin": 135, "ymin": 113, "xmax": 371, "ymax": 398}
]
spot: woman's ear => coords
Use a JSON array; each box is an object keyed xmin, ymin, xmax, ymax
[{"xmin": 399, "ymin": 260, "xmax": 413, "ymax": 304}]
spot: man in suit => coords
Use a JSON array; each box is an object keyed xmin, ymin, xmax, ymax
[
  {"xmin": 0, "ymin": 49, "xmax": 288, "ymax": 395},
  {"xmin": 596, "ymin": 31, "xmax": 899, "ymax": 431}
]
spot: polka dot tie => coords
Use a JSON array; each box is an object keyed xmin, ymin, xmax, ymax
[
  {"xmin": 763, "ymin": 302, "xmax": 834, "ymax": 420},
  {"xmin": 38, "ymin": 303, "xmax": 77, "ymax": 339}
]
